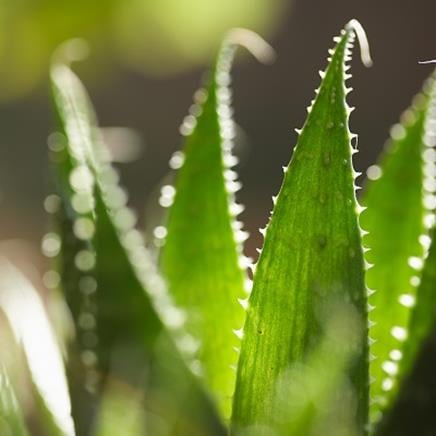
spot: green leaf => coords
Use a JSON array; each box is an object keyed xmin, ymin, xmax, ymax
[
  {"xmin": 0, "ymin": 364, "xmax": 29, "ymax": 436},
  {"xmin": 373, "ymin": 76, "xmax": 436, "ymax": 435},
  {"xmin": 402, "ymin": 230, "xmax": 436, "ymax": 375},
  {"xmin": 373, "ymin": 230, "xmax": 436, "ymax": 435},
  {"xmin": 160, "ymin": 29, "xmax": 273, "ymax": 418},
  {"xmin": 231, "ymin": 21, "xmax": 371, "ymax": 434},
  {"xmin": 360, "ymin": 71, "xmax": 436, "ymax": 422},
  {"xmin": 374, "ymin": 233, "xmax": 436, "ymax": 436},
  {"xmin": 46, "ymin": 67, "xmax": 103, "ymax": 435},
  {"xmin": 271, "ymin": 303, "xmax": 362, "ymax": 436},
  {"xmin": 49, "ymin": 48, "xmax": 226, "ymax": 436},
  {"xmin": 0, "ymin": 257, "xmax": 75, "ymax": 436}
]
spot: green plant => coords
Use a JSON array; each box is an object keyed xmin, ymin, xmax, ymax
[{"xmin": 0, "ymin": 19, "xmax": 435, "ymax": 436}]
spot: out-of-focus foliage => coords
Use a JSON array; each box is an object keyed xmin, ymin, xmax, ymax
[
  {"xmin": 93, "ymin": 378, "xmax": 146, "ymax": 436},
  {"xmin": 1, "ymin": 16, "xmax": 436, "ymax": 436},
  {"xmin": 0, "ymin": 0, "xmax": 287, "ymax": 100},
  {"xmin": 0, "ymin": 364, "xmax": 29, "ymax": 436},
  {"xmin": 0, "ymin": 255, "xmax": 75, "ymax": 436},
  {"xmin": 50, "ymin": 50, "xmax": 226, "ymax": 436},
  {"xmin": 361, "ymin": 74, "xmax": 436, "ymax": 422}
]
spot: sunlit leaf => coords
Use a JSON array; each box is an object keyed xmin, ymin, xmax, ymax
[
  {"xmin": 46, "ymin": 61, "xmax": 102, "ymax": 434},
  {"xmin": 271, "ymin": 302, "xmax": 361, "ymax": 436},
  {"xmin": 374, "ymin": 233, "xmax": 436, "ymax": 436},
  {"xmin": 231, "ymin": 20, "xmax": 371, "ymax": 434},
  {"xmin": 402, "ymin": 230, "xmax": 436, "ymax": 377},
  {"xmin": 50, "ymin": 46, "xmax": 226, "ymax": 436},
  {"xmin": 373, "ymin": 80, "xmax": 436, "ymax": 435},
  {"xmin": 160, "ymin": 29, "xmax": 273, "ymax": 418},
  {"xmin": 360, "ymin": 71, "xmax": 436, "ymax": 422},
  {"xmin": 0, "ymin": 364, "xmax": 29, "ymax": 436},
  {"xmin": 0, "ymin": 257, "xmax": 75, "ymax": 436}
]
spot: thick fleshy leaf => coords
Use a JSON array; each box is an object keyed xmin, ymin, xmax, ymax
[
  {"xmin": 271, "ymin": 303, "xmax": 361, "ymax": 436},
  {"xmin": 360, "ymin": 71, "xmax": 436, "ymax": 422},
  {"xmin": 0, "ymin": 257, "xmax": 75, "ymax": 436},
  {"xmin": 0, "ymin": 364, "xmax": 29, "ymax": 436},
  {"xmin": 373, "ymin": 79, "xmax": 436, "ymax": 435},
  {"xmin": 402, "ymin": 232, "xmax": 436, "ymax": 376},
  {"xmin": 231, "ymin": 21, "xmax": 371, "ymax": 434},
  {"xmin": 50, "ymin": 50, "xmax": 226, "ymax": 436},
  {"xmin": 160, "ymin": 30, "xmax": 273, "ymax": 417},
  {"xmin": 46, "ymin": 66, "xmax": 104, "ymax": 434},
  {"xmin": 376, "ymin": 229, "xmax": 436, "ymax": 434}
]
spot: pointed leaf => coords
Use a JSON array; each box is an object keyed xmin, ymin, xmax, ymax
[
  {"xmin": 231, "ymin": 21, "xmax": 370, "ymax": 434},
  {"xmin": 0, "ymin": 257, "xmax": 75, "ymax": 436},
  {"xmin": 50, "ymin": 53, "xmax": 226, "ymax": 436},
  {"xmin": 360, "ymin": 71, "xmax": 436, "ymax": 422},
  {"xmin": 160, "ymin": 29, "xmax": 273, "ymax": 417},
  {"xmin": 374, "ymin": 80, "xmax": 436, "ymax": 434}
]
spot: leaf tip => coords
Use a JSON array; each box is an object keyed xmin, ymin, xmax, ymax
[
  {"xmin": 345, "ymin": 19, "xmax": 373, "ymax": 68},
  {"xmin": 225, "ymin": 28, "xmax": 276, "ymax": 64},
  {"xmin": 52, "ymin": 38, "xmax": 90, "ymax": 67}
]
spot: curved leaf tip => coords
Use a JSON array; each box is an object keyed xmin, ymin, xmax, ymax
[
  {"xmin": 52, "ymin": 38, "xmax": 90, "ymax": 66},
  {"xmin": 161, "ymin": 28, "xmax": 274, "ymax": 419},
  {"xmin": 224, "ymin": 28, "xmax": 276, "ymax": 64},
  {"xmin": 345, "ymin": 19, "xmax": 373, "ymax": 68},
  {"xmin": 231, "ymin": 21, "xmax": 370, "ymax": 434}
]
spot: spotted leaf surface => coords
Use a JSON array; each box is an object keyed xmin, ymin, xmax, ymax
[
  {"xmin": 231, "ymin": 21, "xmax": 369, "ymax": 435},
  {"xmin": 360, "ymin": 72, "xmax": 436, "ymax": 422}
]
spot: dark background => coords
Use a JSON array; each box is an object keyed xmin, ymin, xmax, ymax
[
  {"xmin": 0, "ymin": 1, "xmax": 436, "ymax": 433},
  {"xmin": 1, "ymin": 0, "xmax": 436, "ymax": 258}
]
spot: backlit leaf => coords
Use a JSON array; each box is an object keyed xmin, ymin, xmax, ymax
[
  {"xmin": 160, "ymin": 29, "xmax": 273, "ymax": 418},
  {"xmin": 0, "ymin": 364, "xmax": 29, "ymax": 436},
  {"xmin": 50, "ymin": 47, "xmax": 226, "ymax": 436},
  {"xmin": 231, "ymin": 20, "xmax": 371, "ymax": 434},
  {"xmin": 0, "ymin": 257, "xmax": 75, "ymax": 436},
  {"xmin": 372, "ymin": 79, "xmax": 436, "ymax": 434},
  {"xmin": 269, "ymin": 302, "xmax": 362, "ymax": 436},
  {"xmin": 360, "ymin": 71, "xmax": 436, "ymax": 422}
]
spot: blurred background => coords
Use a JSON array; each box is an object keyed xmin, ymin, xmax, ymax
[
  {"xmin": 1, "ymin": 0, "xmax": 436, "ymax": 434},
  {"xmin": 1, "ymin": 0, "xmax": 436, "ymax": 260}
]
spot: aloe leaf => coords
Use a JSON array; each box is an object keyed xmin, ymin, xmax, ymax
[
  {"xmin": 374, "ymin": 233, "xmax": 436, "ymax": 435},
  {"xmin": 45, "ymin": 71, "xmax": 102, "ymax": 434},
  {"xmin": 50, "ymin": 46, "xmax": 226, "ymax": 436},
  {"xmin": 0, "ymin": 257, "xmax": 75, "ymax": 436},
  {"xmin": 360, "ymin": 71, "xmax": 436, "ymax": 422},
  {"xmin": 273, "ymin": 302, "xmax": 362, "ymax": 436},
  {"xmin": 160, "ymin": 29, "xmax": 273, "ymax": 418},
  {"xmin": 402, "ymin": 228, "xmax": 436, "ymax": 376},
  {"xmin": 0, "ymin": 364, "xmax": 29, "ymax": 436},
  {"xmin": 231, "ymin": 20, "xmax": 371, "ymax": 434},
  {"xmin": 374, "ymin": 79, "xmax": 436, "ymax": 434}
]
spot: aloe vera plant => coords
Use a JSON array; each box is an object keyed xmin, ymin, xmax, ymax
[{"xmin": 0, "ymin": 18, "xmax": 435, "ymax": 436}]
